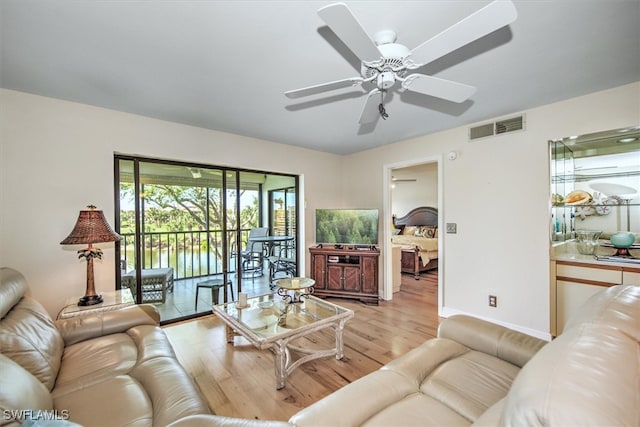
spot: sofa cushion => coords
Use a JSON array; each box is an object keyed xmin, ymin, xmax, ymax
[
  {"xmin": 290, "ymin": 337, "xmax": 521, "ymax": 427},
  {"xmin": 53, "ymin": 375, "xmax": 153, "ymax": 427},
  {"xmin": 419, "ymin": 350, "xmax": 520, "ymax": 422},
  {"xmin": 0, "ymin": 295, "xmax": 64, "ymax": 391},
  {"xmin": 0, "ymin": 353, "xmax": 53, "ymax": 424},
  {"xmin": 384, "ymin": 338, "xmax": 520, "ymax": 423},
  {"xmin": 52, "ymin": 333, "xmax": 138, "ymax": 397},
  {"xmin": 130, "ymin": 356, "xmax": 212, "ymax": 426}
]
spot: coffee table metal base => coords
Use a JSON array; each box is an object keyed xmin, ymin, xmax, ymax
[{"xmin": 225, "ymin": 317, "xmax": 349, "ymax": 389}]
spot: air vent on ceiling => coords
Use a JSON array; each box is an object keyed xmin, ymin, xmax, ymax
[{"xmin": 469, "ymin": 115, "xmax": 525, "ymax": 140}]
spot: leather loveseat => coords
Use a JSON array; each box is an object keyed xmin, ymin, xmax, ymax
[{"xmin": 0, "ymin": 267, "xmax": 287, "ymax": 427}]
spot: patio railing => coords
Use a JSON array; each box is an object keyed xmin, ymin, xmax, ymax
[{"xmin": 120, "ymin": 229, "xmax": 253, "ymax": 280}]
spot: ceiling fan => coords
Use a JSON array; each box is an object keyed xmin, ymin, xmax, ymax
[
  {"xmin": 285, "ymin": 1, "xmax": 517, "ymax": 124},
  {"xmin": 391, "ymin": 177, "xmax": 416, "ymax": 183}
]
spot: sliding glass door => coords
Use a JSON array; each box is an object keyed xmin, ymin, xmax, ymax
[{"xmin": 114, "ymin": 155, "xmax": 298, "ymax": 323}]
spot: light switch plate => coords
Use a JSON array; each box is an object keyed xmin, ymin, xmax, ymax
[{"xmin": 446, "ymin": 223, "xmax": 457, "ymax": 234}]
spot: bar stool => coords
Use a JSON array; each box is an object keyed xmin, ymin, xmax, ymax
[{"xmin": 195, "ymin": 277, "xmax": 234, "ymax": 309}]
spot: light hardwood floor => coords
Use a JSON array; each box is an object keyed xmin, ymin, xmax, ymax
[{"xmin": 164, "ymin": 271, "xmax": 439, "ymax": 422}]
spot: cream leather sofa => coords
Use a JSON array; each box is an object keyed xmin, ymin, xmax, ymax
[
  {"xmin": 0, "ymin": 267, "xmax": 288, "ymax": 427},
  {"xmin": 176, "ymin": 284, "xmax": 639, "ymax": 427},
  {"xmin": 288, "ymin": 284, "xmax": 639, "ymax": 426}
]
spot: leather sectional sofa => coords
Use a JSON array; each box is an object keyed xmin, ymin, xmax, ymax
[
  {"xmin": 0, "ymin": 267, "xmax": 285, "ymax": 427},
  {"xmin": 2, "ymin": 266, "xmax": 638, "ymax": 426},
  {"xmin": 287, "ymin": 283, "xmax": 639, "ymax": 426}
]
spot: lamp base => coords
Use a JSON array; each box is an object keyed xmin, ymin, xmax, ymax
[{"xmin": 78, "ymin": 294, "xmax": 103, "ymax": 306}]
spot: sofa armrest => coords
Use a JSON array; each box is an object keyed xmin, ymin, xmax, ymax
[
  {"xmin": 166, "ymin": 415, "xmax": 291, "ymax": 427},
  {"xmin": 55, "ymin": 304, "xmax": 160, "ymax": 346},
  {"xmin": 437, "ymin": 315, "xmax": 547, "ymax": 368}
]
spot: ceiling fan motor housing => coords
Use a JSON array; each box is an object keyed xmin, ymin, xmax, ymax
[
  {"xmin": 378, "ymin": 72, "xmax": 395, "ymax": 89},
  {"xmin": 361, "ymin": 42, "xmax": 410, "ymax": 88}
]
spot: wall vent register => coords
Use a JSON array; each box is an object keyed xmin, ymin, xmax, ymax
[{"xmin": 469, "ymin": 115, "xmax": 525, "ymax": 140}]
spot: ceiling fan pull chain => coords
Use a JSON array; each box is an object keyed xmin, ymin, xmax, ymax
[{"xmin": 378, "ymin": 90, "xmax": 389, "ymax": 120}]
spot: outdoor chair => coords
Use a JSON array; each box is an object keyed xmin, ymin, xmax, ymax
[
  {"xmin": 268, "ymin": 240, "xmax": 296, "ymax": 287},
  {"xmin": 241, "ymin": 227, "xmax": 269, "ymax": 277}
]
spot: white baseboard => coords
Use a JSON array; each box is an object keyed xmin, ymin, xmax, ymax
[{"xmin": 440, "ymin": 307, "xmax": 552, "ymax": 341}]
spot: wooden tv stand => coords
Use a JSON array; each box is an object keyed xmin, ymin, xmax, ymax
[{"xmin": 309, "ymin": 246, "xmax": 379, "ymax": 305}]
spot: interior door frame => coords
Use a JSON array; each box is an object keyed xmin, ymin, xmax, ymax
[{"xmin": 382, "ymin": 155, "xmax": 443, "ymax": 315}]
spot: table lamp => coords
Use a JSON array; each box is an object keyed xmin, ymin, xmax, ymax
[{"xmin": 60, "ymin": 205, "xmax": 121, "ymax": 306}]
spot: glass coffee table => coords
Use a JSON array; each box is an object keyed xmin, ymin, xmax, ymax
[{"xmin": 212, "ymin": 293, "xmax": 354, "ymax": 389}]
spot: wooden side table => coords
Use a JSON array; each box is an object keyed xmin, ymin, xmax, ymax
[{"xmin": 57, "ymin": 288, "xmax": 135, "ymax": 320}]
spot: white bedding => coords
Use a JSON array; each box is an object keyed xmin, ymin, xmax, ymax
[{"xmin": 391, "ymin": 235, "xmax": 438, "ymax": 266}]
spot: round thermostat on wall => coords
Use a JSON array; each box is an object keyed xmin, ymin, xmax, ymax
[{"xmin": 447, "ymin": 151, "xmax": 458, "ymax": 161}]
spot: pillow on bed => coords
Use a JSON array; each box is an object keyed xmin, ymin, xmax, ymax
[
  {"xmin": 415, "ymin": 225, "xmax": 437, "ymax": 238},
  {"xmin": 402, "ymin": 226, "xmax": 417, "ymax": 235}
]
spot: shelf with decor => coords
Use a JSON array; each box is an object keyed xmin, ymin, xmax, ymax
[
  {"xmin": 550, "ymin": 126, "xmax": 640, "ymax": 336},
  {"xmin": 550, "ymin": 126, "xmax": 640, "ymax": 245}
]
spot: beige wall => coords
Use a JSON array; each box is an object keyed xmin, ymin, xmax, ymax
[
  {"xmin": 0, "ymin": 89, "xmax": 343, "ymax": 316},
  {"xmin": 2, "ymin": 82, "xmax": 638, "ymax": 336},
  {"xmin": 391, "ymin": 163, "xmax": 438, "ymax": 217},
  {"xmin": 344, "ymin": 81, "xmax": 640, "ymax": 338}
]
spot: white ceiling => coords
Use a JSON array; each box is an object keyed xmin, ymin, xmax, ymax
[{"xmin": 1, "ymin": 1, "xmax": 639, "ymax": 155}]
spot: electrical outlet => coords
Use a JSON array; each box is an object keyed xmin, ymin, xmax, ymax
[
  {"xmin": 489, "ymin": 295, "xmax": 497, "ymax": 307},
  {"xmin": 446, "ymin": 223, "xmax": 457, "ymax": 234}
]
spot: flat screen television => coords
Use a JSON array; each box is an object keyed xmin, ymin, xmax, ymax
[{"xmin": 315, "ymin": 209, "xmax": 379, "ymax": 245}]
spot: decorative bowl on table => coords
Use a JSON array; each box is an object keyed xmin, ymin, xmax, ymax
[
  {"xmin": 258, "ymin": 301, "xmax": 274, "ymax": 309},
  {"xmin": 575, "ymin": 229, "xmax": 602, "ymax": 255},
  {"xmin": 610, "ymin": 232, "xmax": 636, "ymax": 248}
]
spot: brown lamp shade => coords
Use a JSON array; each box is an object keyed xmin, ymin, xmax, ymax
[{"xmin": 60, "ymin": 206, "xmax": 121, "ymax": 245}]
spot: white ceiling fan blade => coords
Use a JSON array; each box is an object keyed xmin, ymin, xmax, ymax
[
  {"xmin": 359, "ymin": 89, "xmax": 382, "ymax": 124},
  {"xmin": 408, "ymin": 0, "xmax": 517, "ymax": 67},
  {"xmin": 403, "ymin": 74, "xmax": 476, "ymax": 103},
  {"xmin": 285, "ymin": 77, "xmax": 364, "ymax": 99},
  {"xmin": 318, "ymin": 3, "xmax": 382, "ymax": 62}
]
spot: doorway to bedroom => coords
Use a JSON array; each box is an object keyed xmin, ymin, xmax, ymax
[{"xmin": 386, "ymin": 158, "xmax": 442, "ymax": 309}]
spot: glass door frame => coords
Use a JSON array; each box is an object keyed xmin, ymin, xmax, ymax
[{"xmin": 113, "ymin": 154, "xmax": 299, "ymax": 315}]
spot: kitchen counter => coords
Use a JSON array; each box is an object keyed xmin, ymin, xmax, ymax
[
  {"xmin": 551, "ymin": 241, "xmax": 640, "ymax": 335},
  {"xmin": 551, "ymin": 240, "xmax": 640, "ymax": 269}
]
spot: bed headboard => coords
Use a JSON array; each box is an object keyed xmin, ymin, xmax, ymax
[{"xmin": 393, "ymin": 206, "xmax": 438, "ymax": 228}]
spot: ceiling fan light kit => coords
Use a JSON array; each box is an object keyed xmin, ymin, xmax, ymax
[{"xmin": 285, "ymin": 1, "xmax": 518, "ymax": 124}]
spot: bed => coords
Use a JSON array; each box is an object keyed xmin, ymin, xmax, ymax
[{"xmin": 391, "ymin": 206, "xmax": 438, "ymax": 279}]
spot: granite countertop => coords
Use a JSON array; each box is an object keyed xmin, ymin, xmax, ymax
[{"xmin": 551, "ymin": 240, "xmax": 640, "ymax": 268}]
